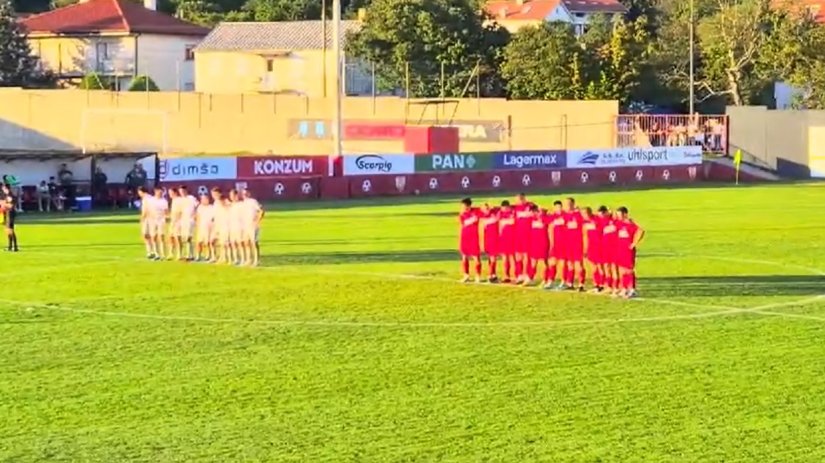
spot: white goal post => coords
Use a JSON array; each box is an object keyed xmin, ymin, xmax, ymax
[{"xmin": 79, "ymin": 108, "xmax": 169, "ymax": 155}]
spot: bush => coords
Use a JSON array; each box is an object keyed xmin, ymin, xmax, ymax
[
  {"xmin": 128, "ymin": 75, "xmax": 159, "ymax": 91},
  {"xmin": 79, "ymin": 72, "xmax": 109, "ymax": 90}
]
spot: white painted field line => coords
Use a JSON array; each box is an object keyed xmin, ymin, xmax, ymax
[{"xmin": 0, "ymin": 298, "xmax": 763, "ymax": 328}]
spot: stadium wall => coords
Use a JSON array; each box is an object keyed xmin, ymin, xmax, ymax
[
  {"xmin": 0, "ymin": 88, "xmax": 617, "ymax": 156},
  {"xmin": 726, "ymin": 105, "xmax": 825, "ymax": 178}
]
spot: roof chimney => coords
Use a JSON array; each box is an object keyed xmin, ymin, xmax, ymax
[
  {"xmin": 357, "ymin": 8, "xmax": 366, "ymax": 21},
  {"xmin": 516, "ymin": 0, "xmax": 525, "ymax": 4},
  {"xmin": 499, "ymin": 7, "xmax": 508, "ymax": 18},
  {"xmin": 144, "ymin": 0, "xmax": 157, "ymax": 10}
]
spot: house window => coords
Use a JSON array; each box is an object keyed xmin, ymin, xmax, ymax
[
  {"xmin": 185, "ymin": 45, "xmax": 196, "ymax": 61},
  {"xmin": 575, "ymin": 24, "xmax": 586, "ymax": 36},
  {"xmin": 95, "ymin": 42, "xmax": 110, "ymax": 72},
  {"xmin": 266, "ymin": 59, "xmax": 274, "ymax": 72}
]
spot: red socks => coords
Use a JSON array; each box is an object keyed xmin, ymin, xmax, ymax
[
  {"xmin": 461, "ymin": 259, "xmax": 470, "ymax": 275},
  {"xmin": 544, "ymin": 265, "xmax": 555, "ymax": 284},
  {"xmin": 489, "ymin": 260, "xmax": 497, "ymax": 278},
  {"xmin": 504, "ymin": 259, "xmax": 511, "ymax": 280},
  {"xmin": 527, "ymin": 261, "xmax": 537, "ymax": 280},
  {"xmin": 515, "ymin": 260, "xmax": 524, "ymax": 279},
  {"xmin": 475, "ymin": 261, "xmax": 482, "ymax": 277},
  {"xmin": 578, "ymin": 268, "xmax": 586, "ymax": 286}
]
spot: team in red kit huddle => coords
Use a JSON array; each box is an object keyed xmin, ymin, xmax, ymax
[{"xmin": 459, "ymin": 193, "xmax": 645, "ymax": 298}]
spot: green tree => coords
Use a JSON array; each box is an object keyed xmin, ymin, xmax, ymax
[
  {"xmin": 79, "ymin": 72, "xmax": 110, "ymax": 90},
  {"xmin": 579, "ymin": 14, "xmax": 651, "ymax": 102},
  {"xmin": 346, "ymin": 0, "xmax": 504, "ymax": 98},
  {"xmin": 500, "ymin": 22, "xmax": 584, "ymax": 99},
  {"xmin": 0, "ymin": 0, "xmax": 54, "ymax": 87},
  {"xmin": 128, "ymin": 75, "xmax": 159, "ymax": 91},
  {"xmin": 242, "ymin": 0, "xmax": 321, "ymax": 21}
]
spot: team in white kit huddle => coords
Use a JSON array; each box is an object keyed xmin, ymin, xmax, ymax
[{"xmin": 137, "ymin": 185, "xmax": 265, "ymax": 266}]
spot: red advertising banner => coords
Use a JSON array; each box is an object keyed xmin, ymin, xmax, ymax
[
  {"xmin": 237, "ymin": 156, "xmax": 329, "ymax": 179},
  {"xmin": 344, "ymin": 122, "xmax": 406, "ymax": 140}
]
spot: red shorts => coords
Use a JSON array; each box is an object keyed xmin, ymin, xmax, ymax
[
  {"xmin": 586, "ymin": 246, "xmax": 603, "ymax": 264},
  {"xmin": 550, "ymin": 243, "xmax": 565, "ymax": 260},
  {"xmin": 460, "ymin": 240, "xmax": 480, "ymax": 257},
  {"xmin": 529, "ymin": 243, "xmax": 549, "ymax": 260},
  {"xmin": 483, "ymin": 236, "xmax": 498, "ymax": 256},
  {"xmin": 565, "ymin": 239, "xmax": 584, "ymax": 262},
  {"xmin": 514, "ymin": 233, "xmax": 530, "ymax": 253},
  {"xmin": 616, "ymin": 247, "xmax": 637, "ymax": 269}
]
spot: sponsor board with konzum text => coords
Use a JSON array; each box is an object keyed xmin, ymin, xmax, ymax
[
  {"xmin": 237, "ymin": 156, "xmax": 329, "ymax": 178},
  {"xmin": 566, "ymin": 146, "xmax": 702, "ymax": 168},
  {"xmin": 342, "ymin": 154, "xmax": 416, "ymax": 176}
]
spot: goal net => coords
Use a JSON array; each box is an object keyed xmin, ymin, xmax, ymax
[{"xmin": 80, "ymin": 109, "xmax": 169, "ymax": 154}]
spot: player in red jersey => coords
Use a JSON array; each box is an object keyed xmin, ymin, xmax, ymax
[
  {"xmin": 512, "ymin": 193, "xmax": 534, "ymax": 283},
  {"xmin": 601, "ymin": 209, "xmax": 620, "ymax": 294},
  {"xmin": 497, "ymin": 200, "xmax": 517, "ymax": 283},
  {"xmin": 561, "ymin": 197, "xmax": 585, "ymax": 291},
  {"xmin": 525, "ymin": 205, "xmax": 554, "ymax": 287},
  {"xmin": 582, "ymin": 206, "xmax": 606, "ymax": 292},
  {"xmin": 615, "ymin": 206, "xmax": 645, "ymax": 298},
  {"xmin": 480, "ymin": 203, "xmax": 500, "ymax": 283},
  {"xmin": 459, "ymin": 197, "xmax": 483, "ymax": 283},
  {"xmin": 547, "ymin": 200, "xmax": 565, "ymax": 288}
]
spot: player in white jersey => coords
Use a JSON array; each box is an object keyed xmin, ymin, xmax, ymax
[
  {"xmin": 195, "ymin": 194, "xmax": 214, "ymax": 262},
  {"xmin": 177, "ymin": 185, "xmax": 198, "ymax": 260},
  {"xmin": 150, "ymin": 187, "xmax": 169, "ymax": 260},
  {"xmin": 240, "ymin": 189, "xmax": 264, "ymax": 266},
  {"xmin": 228, "ymin": 189, "xmax": 246, "ymax": 265},
  {"xmin": 138, "ymin": 187, "xmax": 156, "ymax": 259},
  {"xmin": 210, "ymin": 188, "xmax": 231, "ymax": 264},
  {"xmin": 168, "ymin": 188, "xmax": 182, "ymax": 260}
]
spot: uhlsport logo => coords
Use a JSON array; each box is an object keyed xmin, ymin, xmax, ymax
[{"xmin": 355, "ymin": 154, "xmax": 392, "ymax": 172}]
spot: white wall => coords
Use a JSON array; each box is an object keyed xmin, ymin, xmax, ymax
[
  {"xmin": 546, "ymin": 5, "xmax": 573, "ymax": 22},
  {"xmin": 136, "ymin": 34, "xmax": 203, "ymax": 91}
]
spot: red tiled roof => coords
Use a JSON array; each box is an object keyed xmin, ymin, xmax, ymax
[
  {"xmin": 485, "ymin": 0, "xmax": 562, "ymax": 20},
  {"xmin": 563, "ymin": 0, "xmax": 626, "ymax": 13},
  {"xmin": 773, "ymin": 0, "xmax": 825, "ymax": 22},
  {"xmin": 21, "ymin": 0, "xmax": 209, "ymax": 36}
]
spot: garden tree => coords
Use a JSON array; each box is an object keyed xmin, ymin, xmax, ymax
[
  {"xmin": 79, "ymin": 72, "xmax": 109, "ymax": 89},
  {"xmin": 579, "ymin": 14, "xmax": 650, "ymax": 102},
  {"xmin": 694, "ymin": 0, "xmax": 771, "ymax": 106},
  {"xmin": 619, "ymin": 0, "xmax": 660, "ymax": 35},
  {"xmin": 346, "ymin": 0, "xmax": 505, "ymax": 98},
  {"xmin": 0, "ymin": 0, "xmax": 54, "ymax": 87},
  {"xmin": 128, "ymin": 74, "xmax": 159, "ymax": 91},
  {"xmin": 500, "ymin": 22, "xmax": 584, "ymax": 99},
  {"xmin": 242, "ymin": 0, "xmax": 321, "ymax": 21},
  {"xmin": 11, "ymin": 0, "xmax": 50, "ymax": 13},
  {"xmin": 757, "ymin": 4, "xmax": 825, "ymax": 109}
]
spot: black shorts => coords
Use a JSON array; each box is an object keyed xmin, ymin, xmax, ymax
[{"xmin": 4, "ymin": 220, "xmax": 14, "ymax": 230}]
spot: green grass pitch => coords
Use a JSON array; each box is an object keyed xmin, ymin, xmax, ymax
[{"xmin": 2, "ymin": 183, "xmax": 825, "ymax": 462}]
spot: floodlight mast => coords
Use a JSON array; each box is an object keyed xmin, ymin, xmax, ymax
[{"xmin": 332, "ymin": 0, "xmax": 344, "ymax": 158}]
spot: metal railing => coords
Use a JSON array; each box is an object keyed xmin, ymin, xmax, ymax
[{"xmin": 616, "ymin": 114, "xmax": 729, "ymax": 155}]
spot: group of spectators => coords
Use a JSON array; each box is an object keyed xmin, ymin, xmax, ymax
[
  {"xmin": 2, "ymin": 162, "xmax": 149, "ymax": 213},
  {"xmin": 618, "ymin": 115, "xmax": 727, "ymax": 153}
]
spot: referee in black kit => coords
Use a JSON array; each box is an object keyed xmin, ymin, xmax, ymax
[{"xmin": 1, "ymin": 183, "xmax": 18, "ymax": 252}]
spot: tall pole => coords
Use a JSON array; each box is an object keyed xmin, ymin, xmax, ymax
[
  {"xmin": 689, "ymin": 0, "xmax": 695, "ymax": 115},
  {"xmin": 332, "ymin": 0, "xmax": 343, "ymax": 158},
  {"xmin": 322, "ymin": 0, "xmax": 327, "ymax": 98}
]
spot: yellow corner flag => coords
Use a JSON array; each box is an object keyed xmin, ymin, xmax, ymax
[{"xmin": 733, "ymin": 149, "xmax": 742, "ymax": 184}]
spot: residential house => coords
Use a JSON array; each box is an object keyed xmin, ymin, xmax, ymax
[
  {"xmin": 21, "ymin": 0, "xmax": 209, "ymax": 91},
  {"xmin": 484, "ymin": 0, "xmax": 626, "ymax": 34},
  {"xmin": 194, "ymin": 20, "xmax": 371, "ymax": 97}
]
